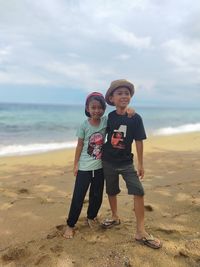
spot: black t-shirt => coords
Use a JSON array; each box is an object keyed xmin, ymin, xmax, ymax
[{"xmin": 102, "ymin": 111, "xmax": 147, "ymax": 165}]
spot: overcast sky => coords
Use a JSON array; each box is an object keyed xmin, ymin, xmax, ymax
[{"xmin": 0, "ymin": 0, "xmax": 200, "ymax": 106}]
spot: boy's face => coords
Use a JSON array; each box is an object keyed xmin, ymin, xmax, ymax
[{"xmin": 109, "ymin": 87, "xmax": 131, "ymax": 108}]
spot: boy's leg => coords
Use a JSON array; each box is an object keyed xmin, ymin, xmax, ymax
[
  {"xmin": 134, "ymin": 195, "xmax": 161, "ymax": 248},
  {"xmin": 133, "ymin": 195, "xmax": 145, "ymax": 237},
  {"xmin": 87, "ymin": 168, "xmax": 104, "ymax": 220},
  {"xmin": 66, "ymin": 170, "xmax": 90, "ymax": 228},
  {"xmin": 120, "ymin": 164, "xmax": 161, "ymax": 248},
  {"xmin": 108, "ymin": 194, "xmax": 119, "ymax": 220},
  {"xmin": 102, "ymin": 161, "xmax": 120, "ymax": 217},
  {"xmin": 120, "ymin": 164, "xmax": 145, "ymax": 232}
]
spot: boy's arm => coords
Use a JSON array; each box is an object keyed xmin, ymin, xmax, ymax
[
  {"xmin": 135, "ymin": 140, "xmax": 144, "ymax": 179},
  {"xmin": 73, "ymin": 138, "xmax": 84, "ymax": 176}
]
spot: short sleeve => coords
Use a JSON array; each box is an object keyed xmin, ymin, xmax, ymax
[
  {"xmin": 133, "ymin": 115, "xmax": 147, "ymax": 140},
  {"xmin": 76, "ymin": 123, "xmax": 85, "ymax": 139}
]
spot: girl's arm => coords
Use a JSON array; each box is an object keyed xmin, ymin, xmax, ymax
[
  {"xmin": 73, "ymin": 138, "xmax": 84, "ymax": 176},
  {"xmin": 135, "ymin": 140, "xmax": 144, "ymax": 180}
]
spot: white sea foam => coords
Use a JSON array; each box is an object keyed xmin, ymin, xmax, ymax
[
  {"xmin": 0, "ymin": 141, "xmax": 77, "ymax": 157},
  {"xmin": 153, "ymin": 123, "xmax": 200, "ymax": 136},
  {"xmin": 1, "ymin": 123, "xmax": 200, "ymax": 157}
]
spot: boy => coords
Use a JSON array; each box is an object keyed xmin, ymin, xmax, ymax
[{"xmin": 102, "ymin": 79, "xmax": 161, "ymax": 249}]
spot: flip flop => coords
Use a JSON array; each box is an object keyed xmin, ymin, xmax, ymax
[
  {"xmin": 101, "ymin": 218, "xmax": 121, "ymax": 229},
  {"xmin": 135, "ymin": 234, "xmax": 162, "ymax": 249}
]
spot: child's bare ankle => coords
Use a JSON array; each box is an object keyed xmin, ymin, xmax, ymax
[
  {"xmin": 63, "ymin": 226, "xmax": 75, "ymax": 239},
  {"xmin": 87, "ymin": 217, "xmax": 99, "ymax": 229}
]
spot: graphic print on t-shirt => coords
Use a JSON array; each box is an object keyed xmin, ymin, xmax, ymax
[
  {"xmin": 87, "ymin": 132, "xmax": 104, "ymax": 159},
  {"xmin": 111, "ymin": 125, "xmax": 127, "ymax": 149}
]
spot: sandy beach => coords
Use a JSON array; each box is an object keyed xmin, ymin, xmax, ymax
[{"xmin": 0, "ymin": 133, "xmax": 200, "ymax": 267}]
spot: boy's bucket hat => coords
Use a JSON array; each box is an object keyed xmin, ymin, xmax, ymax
[
  {"xmin": 85, "ymin": 92, "xmax": 106, "ymax": 117},
  {"xmin": 105, "ymin": 79, "xmax": 135, "ymax": 106}
]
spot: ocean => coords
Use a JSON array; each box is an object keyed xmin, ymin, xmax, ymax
[{"xmin": 0, "ymin": 102, "xmax": 200, "ymax": 157}]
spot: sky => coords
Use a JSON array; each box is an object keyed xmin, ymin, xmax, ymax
[{"xmin": 0, "ymin": 0, "xmax": 200, "ymax": 107}]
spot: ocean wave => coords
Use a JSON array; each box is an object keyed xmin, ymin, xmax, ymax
[
  {"xmin": 0, "ymin": 142, "xmax": 77, "ymax": 157},
  {"xmin": 153, "ymin": 123, "xmax": 200, "ymax": 136}
]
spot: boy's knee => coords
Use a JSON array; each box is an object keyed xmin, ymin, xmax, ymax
[
  {"xmin": 133, "ymin": 194, "xmax": 144, "ymax": 200},
  {"xmin": 106, "ymin": 189, "xmax": 120, "ymax": 196}
]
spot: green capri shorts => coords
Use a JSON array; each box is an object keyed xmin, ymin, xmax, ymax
[{"xmin": 102, "ymin": 161, "xmax": 144, "ymax": 196}]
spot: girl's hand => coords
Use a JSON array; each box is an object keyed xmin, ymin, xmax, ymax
[
  {"xmin": 127, "ymin": 107, "xmax": 135, "ymax": 118},
  {"xmin": 73, "ymin": 164, "xmax": 78, "ymax": 177}
]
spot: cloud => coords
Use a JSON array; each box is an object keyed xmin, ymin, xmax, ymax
[
  {"xmin": 44, "ymin": 62, "xmax": 90, "ymax": 79},
  {"xmin": 0, "ymin": 69, "xmax": 49, "ymax": 85},
  {"xmin": 0, "ymin": 46, "xmax": 12, "ymax": 64},
  {"xmin": 42, "ymin": 61, "xmax": 111, "ymax": 90},
  {"xmin": 163, "ymin": 38, "xmax": 200, "ymax": 81},
  {"xmin": 115, "ymin": 54, "xmax": 131, "ymax": 61},
  {"xmin": 0, "ymin": 0, "xmax": 200, "ymax": 106},
  {"xmin": 109, "ymin": 25, "xmax": 151, "ymax": 49}
]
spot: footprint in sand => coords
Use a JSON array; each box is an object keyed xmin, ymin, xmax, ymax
[
  {"xmin": 56, "ymin": 257, "xmax": 75, "ymax": 267},
  {"xmin": 39, "ymin": 198, "xmax": 56, "ymax": 204},
  {"xmin": 46, "ymin": 232, "xmax": 58, "ymax": 239},
  {"xmin": 175, "ymin": 240, "xmax": 200, "ymax": 263},
  {"xmin": 1, "ymin": 247, "xmax": 29, "ymax": 262},
  {"xmin": 18, "ymin": 188, "xmax": 30, "ymax": 194},
  {"xmin": 50, "ymin": 245, "xmax": 64, "ymax": 253},
  {"xmin": 181, "ymin": 239, "xmax": 200, "ymax": 262},
  {"xmin": 35, "ymin": 254, "xmax": 52, "ymax": 266},
  {"xmin": 144, "ymin": 204, "xmax": 154, "ymax": 211},
  {"xmin": 155, "ymin": 227, "xmax": 180, "ymax": 235},
  {"xmin": 46, "ymin": 225, "xmax": 67, "ymax": 239},
  {"xmin": 81, "ymin": 233, "xmax": 109, "ymax": 243},
  {"xmin": 56, "ymin": 224, "xmax": 66, "ymax": 232},
  {"xmin": 174, "ymin": 251, "xmax": 189, "ymax": 260},
  {"xmin": 39, "ymin": 245, "xmax": 46, "ymax": 251}
]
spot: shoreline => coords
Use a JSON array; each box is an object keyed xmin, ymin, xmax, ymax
[
  {"xmin": 0, "ymin": 132, "xmax": 200, "ymax": 159},
  {"xmin": 1, "ymin": 132, "xmax": 200, "ymax": 266}
]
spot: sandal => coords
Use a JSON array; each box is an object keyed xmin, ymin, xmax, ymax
[
  {"xmin": 101, "ymin": 218, "xmax": 121, "ymax": 229},
  {"xmin": 135, "ymin": 234, "xmax": 162, "ymax": 249}
]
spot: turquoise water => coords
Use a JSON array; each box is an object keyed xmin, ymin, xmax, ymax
[{"xmin": 0, "ymin": 102, "xmax": 200, "ymax": 156}]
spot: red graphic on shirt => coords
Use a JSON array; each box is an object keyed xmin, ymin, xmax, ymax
[
  {"xmin": 111, "ymin": 125, "xmax": 127, "ymax": 149},
  {"xmin": 87, "ymin": 132, "xmax": 104, "ymax": 159}
]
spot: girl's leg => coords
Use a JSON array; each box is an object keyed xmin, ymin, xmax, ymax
[
  {"xmin": 63, "ymin": 226, "xmax": 75, "ymax": 239},
  {"xmin": 66, "ymin": 170, "xmax": 90, "ymax": 227},
  {"xmin": 87, "ymin": 169, "xmax": 104, "ymax": 220}
]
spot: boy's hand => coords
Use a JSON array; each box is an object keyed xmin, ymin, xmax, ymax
[
  {"xmin": 127, "ymin": 107, "xmax": 135, "ymax": 118},
  {"xmin": 137, "ymin": 165, "xmax": 144, "ymax": 180}
]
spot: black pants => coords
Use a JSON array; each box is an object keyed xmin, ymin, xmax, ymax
[{"xmin": 67, "ymin": 168, "xmax": 104, "ymax": 228}]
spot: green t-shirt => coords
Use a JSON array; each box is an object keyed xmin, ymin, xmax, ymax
[{"xmin": 77, "ymin": 116, "xmax": 107, "ymax": 171}]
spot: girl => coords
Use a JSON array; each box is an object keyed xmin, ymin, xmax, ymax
[{"xmin": 63, "ymin": 92, "xmax": 107, "ymax": 239}]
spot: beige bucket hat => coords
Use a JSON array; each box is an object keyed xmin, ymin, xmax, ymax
[{"xmin": 105, "ymin": 79, "xmax": 135, "ymax": 106}]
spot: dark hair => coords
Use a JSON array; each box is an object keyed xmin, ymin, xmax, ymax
[{"xmin": 85, "ymin": 95, "xmax": 106, "ymax": 117}]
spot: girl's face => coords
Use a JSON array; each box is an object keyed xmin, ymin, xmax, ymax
[{"xmin": 87, "ymin": 99, "xmax": 105, "ymax": 119}]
